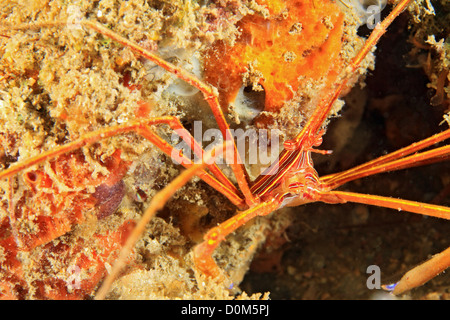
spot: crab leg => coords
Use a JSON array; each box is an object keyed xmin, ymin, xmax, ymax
[
  {"xmin": 321, "ymin": 128, "xmax": 450, "ymax": 188},
  {"xmin": 322, "ymin": 189, "xmax": 450, "ymax": 294},
  {"xmin": 134, "ymin": 117, "xmax": 242, "ymax": 204},
  {"xmin": 252, "ymin": 0, "xmax": 415, "ymax": 195},
  {"xmin": 83, "ymin": 21, "xmax": 257, "ymax": 207},
  {"xmin": 194, "ymin": 0, "xmax": 418, "ymax": 278},
  {"xmin": 0, "ymin": 120, "xmax": 146, "ymax": 180},
  {"xmin": 137, "ymin": 125, "xmax": 245, "ymax": 208},
  {"xmin": 314, "ymin": 190, "xmax": 450, "ymax": 294},
  {"xmin": 0, "ymin": 20, "xmax": 257, "ymax": 207},
  {"xmin": 0, "ymin": 118, "xmax": 245, "ymax": 208},
  {"xmin": 193, "ymin": 197, "xmax": 282, "ymax": 278},
  {"xmin": 95, "ymin": 141, "xmax": 231, "ymax": 299},
  {"xmin": 321, "ymin": 143, "xmax": 450, "ymax": 190},
  {"xmin": 319, "ymin": 190, "xmax": 450, "ymax": 220},
  {"xmin": 383, "ymin": 246, "xmax": 450, "ymax": 295},
  {"xmin": 283, "ymin": 0, "xmax": 413, "ymax": 152}
]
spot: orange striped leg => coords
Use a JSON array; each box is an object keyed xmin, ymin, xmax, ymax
[
  {"xmin": 0, "ymin": 120, "xmax": 150, "ymax": 180},
  {"xmin": 137, "ymin": 126, "xmax": 245, "ymax": 208},
  {"xmin": 82, "ymin": 21, "xmax": 257, "ymax": 207},
  {"xmin": 95, "ymin": 142, "xmax": 230, "ymax": 299},
  {"xmin": 137, "ymin": 116, "xmax": 242, "ymax": 204},
  {"xmin": 322, "ymin": 144, "xmax": 450, "ymax": 190},
  {"xmin": 316, "ymin": 190, "xmax": 450, "ymax": 294},
  {"xmin": 0, "ymin": 20, "xmax": 257, "ymax": 208},
  {"xmin": 0, "ymin": 118, "xmax": 245, "ymax": 208},
  {"xmin": 319, "ymin": 190, "xmax": 450, "ymax": 220},
  {"xmin": 383, "ymin": 246, "xmax": 450, "ymax": 295},
  {"xmin": 322, "ymin": 128, "xmax": 450, "ymax": 188},
  {"xmin": 283, "ymin": 0, "xmax": 413, "ymax": 152},
  {"xmin": 193, "ymin": 198, "xmax": 281, "ymax": 278}
]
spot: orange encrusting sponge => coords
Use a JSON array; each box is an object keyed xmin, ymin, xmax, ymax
[{"xmin": 204, "ymin": 0, "xmax": 345, "ymax": 112}]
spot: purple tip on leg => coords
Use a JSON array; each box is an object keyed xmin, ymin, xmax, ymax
[{"xmin": 381, "ymin": 282, "xmax": 398, "ymax": 292}]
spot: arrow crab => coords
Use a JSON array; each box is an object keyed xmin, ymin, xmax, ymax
[{"xmin": 0, "ymin": 0, "xmax": 449, "ymax": 299}]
